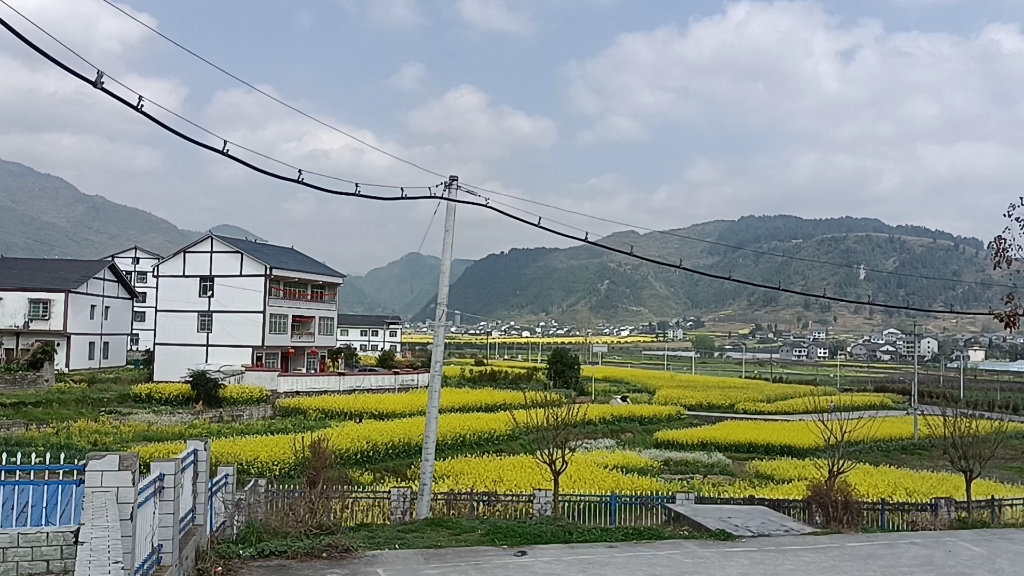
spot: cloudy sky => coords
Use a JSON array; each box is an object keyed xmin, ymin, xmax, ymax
[{"xmin": 2, "ymin": 0, "xmax": 1023, "ymax": 273}]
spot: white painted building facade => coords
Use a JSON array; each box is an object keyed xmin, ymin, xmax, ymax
[
  {"xmin": 336, "ymin": 314, "xmax": 403, "ymax": 355},
  {"xmin": 152, "ymin": 234, "xmax": 346, "ymax": 381},
  {"xmin": 108, "ymin": 246, "xmax": 161, "ymax": 350},
  {"xmin": 0, "ymin": 258, "xmax": 137, "ymax": 371}
]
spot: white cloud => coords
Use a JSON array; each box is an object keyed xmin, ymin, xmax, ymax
[
  {"xmin": 408, "ymin": 84, "xmax": 557, "ymax": 154},
  {"xmin": 387, "ymin": 61, "xmax": 429, "ymax": 92},
  {"xmin": 366, "ymin": 0, "xmax": 422, "ymax": 28},
  {"xmin": 455, "ymin": 0, "xmax": 533, "ymax": 34}
]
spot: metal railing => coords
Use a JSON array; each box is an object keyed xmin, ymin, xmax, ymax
[
  {"xmin": 0, "ymin": 451, "xmax": 84, "ymax": 528},
  {"xmin": 560, "ymin": 493, "xmax": 673, "ymax": 527},
  {"xmin": 208, "ymin": 471, "xmax": 232, "ymax": 536},
  {"xmin": 134, "ymin": 470, "xmax": 164, "ymax": 576},
  {"xmin": 178, "ymin": 448, "xmax": 198, "ymax": 536},
  {"xmin": 427, "ymin": 491, "xmax": 534, "ymax": 521},
  {"xmin": 290, "ymin": 332, "xmax": 315, "ymax": 342}
]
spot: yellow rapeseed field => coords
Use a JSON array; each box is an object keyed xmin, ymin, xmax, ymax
[
  {"xmin": 130, "ymin": 383, "xmax": 270, "ymax": 406},
  {"xmin": 653, "ymin": 417, "xmax": 1024, "ymax": 455},
  {"xmin": 275, "ymin": 388, "xmax": 558, "ymax": 419},
  {"xmin": 426, "ymin": 452, "xmax": 667, "ymax": 493},
  {"xmin": 138, "ymin": 405, "xmax": 684, "ymax": 477},
  {"xmin": 733, "ymin": 393, "xmax": 901, "ymax": 415},
  {"xmin": 710, "ymin": 459, "xmax": 1024, "ymax": 502}
]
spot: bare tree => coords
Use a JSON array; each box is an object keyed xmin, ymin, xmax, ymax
[
  {"xmin": 808, "ymin": 395, "xmax": 878, "ymax": 490},
  {"xmin": 508, "ymin": 394, "xmax": 588, "ymax": 513},
  {"xmin": 806, "ymin": 395, "xmax": 878, "ymax": 529},
  {"xmin": 924, "ymin": 400, "xmax": 1013, "ymax": 519}
]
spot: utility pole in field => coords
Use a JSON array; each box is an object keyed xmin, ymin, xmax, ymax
[
  {"xmin": 912, "ymin": 320, "xmax": 919, "ymax": 441},
  {"xmin": 417, "ymin": 175, "xmax": 458, "ymax": 520}
]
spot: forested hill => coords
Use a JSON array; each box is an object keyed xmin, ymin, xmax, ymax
[{"xmin": 414, "ymin": 216, "xmax": 1003, "ymax": 322}]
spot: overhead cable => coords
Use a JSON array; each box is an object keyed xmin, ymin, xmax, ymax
[{"xmin": 0, "ymin": 11, "xmax": 998, "ymax": 317}]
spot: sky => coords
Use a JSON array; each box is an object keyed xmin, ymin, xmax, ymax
[{"xmin": 2, "ymin": 0, "xmax": 1024, "ymax": 273}]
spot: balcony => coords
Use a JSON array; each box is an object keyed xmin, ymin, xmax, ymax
[
  {"xmin": 268, "ymin": 286, "xmax": 337, "ymax": 311},
  {"xmin": 290, "ymin": 332, "xmax": 315, "ymax": 342}
]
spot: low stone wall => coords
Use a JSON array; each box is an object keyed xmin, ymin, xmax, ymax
[
  {"xmin": 0, "ymin": 526, "xmax": 78, "ymax": 575},
  {"xmin": 241, "ymin": 369, "xmax": 429, "ymax": 393},
  {"xmin": 0, "ymin": 363, "xmax": 54, "ymax": 392}
]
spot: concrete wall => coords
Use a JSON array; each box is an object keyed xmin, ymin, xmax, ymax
[
  {"xmin": 241, "ymin": 369, "xmax": 429, "ymax": 392},
  {"xmin": 0, "ymin": 527, "xmax": 78, "ymax": 575},
  {"xmin": 0, "ymin": 362, "xmax": 54, "ymax": 392}
]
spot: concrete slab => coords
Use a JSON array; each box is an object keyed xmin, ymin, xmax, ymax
[{"xmin": 665, "ymin": 503, "xmax": 816, "ymax": 537}]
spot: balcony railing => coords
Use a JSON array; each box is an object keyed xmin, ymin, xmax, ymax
[
  {"xmin": 290, "ymin": 332, "xmax": 315, "ymax": 342},
  {"xmin": 268, "ymin": 287, "xmax": 337, "ymax": 310}
]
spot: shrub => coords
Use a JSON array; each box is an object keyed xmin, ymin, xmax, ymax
[
  {"xmin": 130, "ymin": 383, "xmax": 269, "ymax": 407},
  {"xmin": 806, "ymin": 479, "xmax": 862, "ymax": 531}
]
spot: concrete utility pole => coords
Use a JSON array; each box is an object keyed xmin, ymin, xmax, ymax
[
  {"xmin": 960, "ymin": 350, "xmax": 965, "ymax": 401},
  {"xmin": 741, "ymin": 343, "xmax": 746, "ymax": 379},
  {"xmin": 913, "ymin": 320, "xmax": 919, "ymax": 441},
  {"xmin": 664, "ymin": 341, "xmax": 668, "ymax": 371},
  {"xmin": 417, "ymin": 175, "xmax": 458, "ymax": 520}
]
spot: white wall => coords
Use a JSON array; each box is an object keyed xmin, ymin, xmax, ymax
[
  {"xmin": 2, "ymin": 333, "xmax": 69, "ymax": 370},
  {"xmin": 337, "ymin": 324, "xmax": 402, "ymax": 355},
  {"xmin": 111, "ymin": 248, "xmax": 160, "ymax": 350},
  {"xmin": 241, "ymin": 370, "xmax": 428, "ymax": 392},
  {"xmin": 153, "ymin": 345, "xmax": 207, "ymax": 381},
  {"xmin": 0, "ymin": 291, "xmax": 66, "ymax": 332}
]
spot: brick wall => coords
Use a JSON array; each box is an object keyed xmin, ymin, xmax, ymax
[
  {"xmin": 0, "ymin": 362, "xmax": 55, "ymax": 392},
  {"xmin": 0, "ymin": 526, "xmax": 78, "ymax": 575}
]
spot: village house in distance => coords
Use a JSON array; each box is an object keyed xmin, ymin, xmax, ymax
[
  {"xmin": 0, "ymin": 257, "xmax": 138, "ymax": 371},
  {"xmin": 151, "ymin": 233, "xmax": 346, "ymax": 381},
  {"xmin": 107, "ymin": 246, "xmax": 161, "ymax": 351},
  {"xmin": 336, "ymin": 313, "xmax": 403, "ymax": 355}
]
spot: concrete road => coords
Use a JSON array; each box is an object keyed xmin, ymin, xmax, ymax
[{"xmin": 238, "ymin": 529, "xmax": 1024, "ymax": 576}]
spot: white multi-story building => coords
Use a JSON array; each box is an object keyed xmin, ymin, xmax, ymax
[
  {"xmin": 336, "ymin": 314, "xmax": 402, "ymax": 355},
  {"xmin": 107, "ymin": 246, "xmax": 161, "ymax": 350},
  {"xmin": 152, "ymin": 233, "xmax": 346, "ymax": 381},
  {"xmin": 0, "ymin": 257, "xmax": 137, "ymax": 371}
]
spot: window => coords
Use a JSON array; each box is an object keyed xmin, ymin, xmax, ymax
[
  {"xmin": 197, "ymin": 312, "xmax": 213, "ymax": 333},
  {"xmin": 311, "ymin": 284, "xmax": 326, "ymax": 302},
  {"xmin": 370, "ymin": 344, "xmax": 379, "ymax": 352},
  {"xmin": 283, "ymin": 281, "xmax": 308, "ymax": 299},
  {"xmin": 371, "ymin": 330, "xmax": 380, "ymax": 338},
  {"xmin": 317, "ymin": 316, "xmax": 335, "ymax": 336},
  {"xmin": 130, "ymin": 334, "xmax": 140, "ymax": 347},
  {"xmin": 199, "ymin": 277, "xmax": 215, "ymax": 298},
  {"xmin": 90, "ymin": 304, "xmax": 97, "ymax": 320},
  {"xmin": 339, "ymin": 329, "xmax": 349, "ymax": 337},
  {"xmin": 264, "ymin": 352, "xmax": 280, "ymax": 369},
  {"xmin": 103, "ymin": 306, "xmax": 110, "ymax": 321},
  {"xmin": 123, "ymin": 271, "xmax": 133, "ymax": 282},
  {"xmin": 88, "ymin": 341, "xmax": 96, "ymax": 361},
  {"xmin": 134, "ymin": 311, "xmax": 146, "ymax": 323},
  {"xmin": 135, "ymin": 272, "xmax": 148, "ymax": 285},
  {"xmin": 28, "ymin": 299, "xmax": 50, "ymax": 320},
  {"xmin": 136, "ymin": 292, "xmax": 147, "ymax": 304},
  {"xmin": 269, "ymin": 314, "xmax": 288, "ymax": 334},
  {"xmin": 359, "ymin": 329, "xmax": 368, "ymax": 337},
  {"xmin": 359, "ymin": 344, "xmax": 367, "ymax": 352},
  {"xmin": 389, "ymin": 344, "xmax": 398, "ymax": 352},
  {"xmin": 388, "ymin": 330, "xmax": 398, "ymax": 338},
  {"xmin": 102, "ymin": 341, "xmax": 110, "ymax": 360}
]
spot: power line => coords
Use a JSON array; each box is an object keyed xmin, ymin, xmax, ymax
[
  {"xmin": 81, "ymin": 0, "xmax": 1009, "ymax": 291},
  {"xmin": 460, "ymin": 182, "xmax": 1013, "ymax": 290},
  {"xmin": 0, "ymin": 11, "xmax": 999, "ymax": 318},
  {"xmin": 96, "ymin": 0, "xmax": 447, "ymax": 181},
  {"xmin": 417, "ymin": 201, "xmax": 442, "ymax": 254}
]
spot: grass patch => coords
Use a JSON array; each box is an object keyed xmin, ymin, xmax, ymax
[{"xmin": 204, "ymin": 517, "xmax": 729, "ymax": 566}]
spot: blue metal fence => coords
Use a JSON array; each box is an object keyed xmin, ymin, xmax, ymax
[
  {"xmin": 0, "ymin": 451, "xmax": 84, "ymax": 529},
  {"xmin": 178, "ymin": 448, "xmax": 198, "ymax": 536},
  {"xmin": 208, "ymin": 471, "xmax": 231, "ymax": 536},
  {"xmin": 133, "ymin": 471, "xmax": 164, "ymax": 576}
]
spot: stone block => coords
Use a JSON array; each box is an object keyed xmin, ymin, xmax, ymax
[
  {"xmin": 0, "ymin": 534, "xmax": 16, "ymax": 548},
  {"xmin": 47, "ymin": 559, "xmax": 75, "ymax": 573},
  {"xmin": 31, "ymin": 546, "xmax": 61, "ymax": 561},
  {"xmin": 5, "ymin": 550, "xmax": 32, "ymax": 564},
  {"xmin": 0, "ymin": 562, "xmax": 15, "ymax": 576},
  {"xmin": 85, "ymin": 454, "xmax": 122, "ymax": 472},
  {"xmin": 60, "ymin": 546, "xmax": 76, "ymax": 560},
  {"xmin": 101, "ymin": 471, "xmax": 134, "ymax": 487},
  {"xmin": 46, "ymin": 531, "xmax": 76, "ymax": 546},
  {"xmin": 16, "ymin": 561, "xmax": 47, "ymax": 575},
  {"xmin": 84, "ymin": 471, "xmax": 103, "ymax": 488},
  {"xmin": 116, "ymin": 487, "xmax": 136, "ymax": 504},
  {"xmin": 17, "ymin": 533, "xmax": 47, "ymax": 548}
]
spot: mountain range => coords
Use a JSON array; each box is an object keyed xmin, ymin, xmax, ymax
[
  {"xmin": 413, "ymin": 216, "xmax": 1003, "ymax": 323},
  {"xmin": 0, "ymin": 158, "xmax": 261, "ymax": 258},
  {"xmin": 2, "ymin": 158, "xmax": 1004, "ymax": 324}
]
